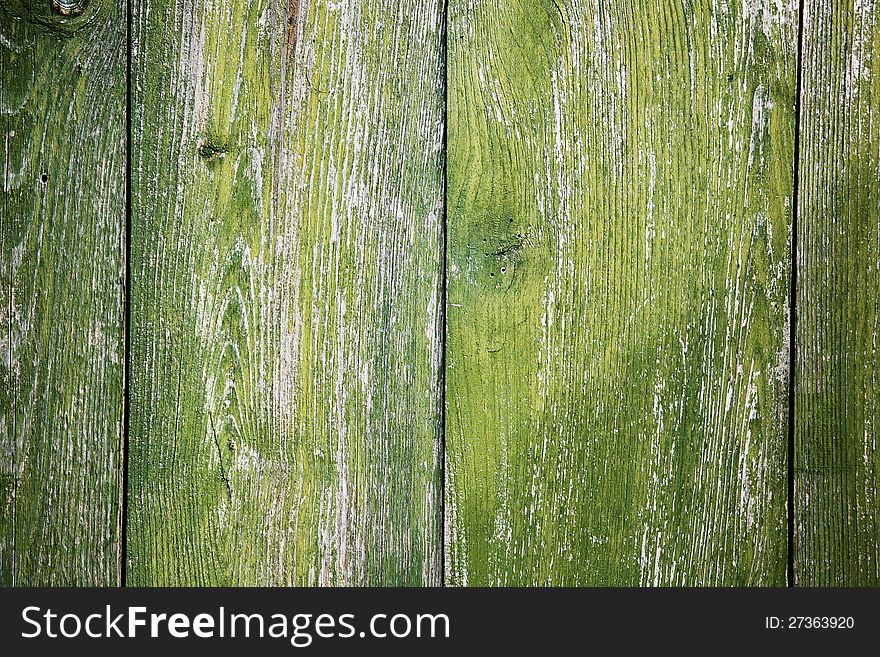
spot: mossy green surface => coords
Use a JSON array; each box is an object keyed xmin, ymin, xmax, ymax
[
  {"xmin": 0, "ymin": 0, "xmax": 126, "ymax": 585},
  {"xmin": 128, "ymin": 0, "xmax": 445, "ymax": 585},
  {"xmin": 4, "ymin": 0, "xmax": 880, "ymax": 588},
  {"xmin": 445, "ymin": 0, "xmax": 795, "ymax": 585},
  {"xmin": 795, "ymin": 0, "xmax": 880, "ymax": 586}
]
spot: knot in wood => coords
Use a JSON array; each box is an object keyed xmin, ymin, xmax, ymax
[{"xmin": 51, "ymin": 0, "xmax": 87, "ymax": 17}]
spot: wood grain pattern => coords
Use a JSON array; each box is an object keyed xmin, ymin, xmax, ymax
[
  {"xmin": 445, "ymin": 0, "xmax": 796, "ymax": 585},
  {"xmin": 129, "ymin": 0, "xmax": 444, "ymax": 585},
  {"xmin": 0, "ymin": 0, "xmax": 126, "ymax": 585},
  {"xmin": 6, "ymin": 0, "xmax": 880, "ymax": 588},
  {"xmin": 795, "ymin": 0, "xmax": 880, "ymax": 586}
]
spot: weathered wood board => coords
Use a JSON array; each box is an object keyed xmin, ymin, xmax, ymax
[
  {"xmin": 795, "ymin": 0, "xmax": 880, "ymax": 586},
  {"xmin": 128, "ymin": 0, "xmax": 445, "ymax": 585},
  {"xmin": 445, "ymin": 0, "xmax": 796, "ymax": 585},
  {"xmin": 0, "ymin": 1, "xmax": 126, "ymax": 585},
  {"xmin": 6, "ymin": 0, "xmax": 880, "ymax": 588}
]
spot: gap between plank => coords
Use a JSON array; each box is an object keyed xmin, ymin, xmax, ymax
[
  {"xmin": 438, "ymin": 0, "xmax": 449, "ymax": 589},
  {"xmin": 120, "ymin": 0, "xmax": 133, "ymax": 588},
  {"xmin": 788, "ymin": 0, "xmax": 806, "ymax": 589}
]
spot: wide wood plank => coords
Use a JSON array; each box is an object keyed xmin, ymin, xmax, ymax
[
  {"xmin": 446, "ymin": 0, "xmax": 796, "ymax": 585},
  {"xmin": 795, "ymin": 0, "xmax": 880, "ymax": 586},
  {"xmin": 129, "ymin": 0, "xmax": 444, "ymax": 585},
  {"xmin": 0, "ymin": 1, "xmax": 126, "ymax": 585}
]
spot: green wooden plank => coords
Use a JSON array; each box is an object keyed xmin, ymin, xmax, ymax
[
  {"xmin": 446, "ymin": 0, "xmax": 795, "ymax": 585},
  {"xmin": 795, "ymin": 0, "xmax": 880, "ymax": 586},
  {"xmin": 129, "ymin": 0, "xmax": 444, "ymax": 585},
  {"xmin": 0, "ymin": 1, "xmax": 126, "ymax": 585}
]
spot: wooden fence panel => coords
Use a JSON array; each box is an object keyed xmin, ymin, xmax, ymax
[
  {"xmin": 128, "ymin": 0, "xmax": 445, "ymax": 585},
  {"xmin": 10, "ymin": 0, "xmax": 880, "ymax": 589},
  {"xmin": 445, "ymin": 0, "xmax": 796, "ymax": 585},
  {"xmin": 0, "ymin": 0, "xmax": 126, "ymax": 585},
  {"xmin": 795, "ymin": 0, "xmax": 880, "ymax": 586}
]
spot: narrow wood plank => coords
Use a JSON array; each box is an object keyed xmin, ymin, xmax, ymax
[
  {"xmin": 795, "ymin": 0, "xmax": 880, "ymax": 586},
  {"xmin": 130, "ymin": 0, "xmax": 444, "ymax": 585},
  {"xmin": 0, "ymin": 1, "xmax": 126, "ymax": 585},
  {"xmin": 446, "ymin": 0, "xmax": 796, "ymax": 585}
]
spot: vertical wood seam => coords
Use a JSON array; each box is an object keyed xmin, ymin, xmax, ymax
[
  {"xmin": 440, "ymin": 0, "xmax": 449, "ymax": 589},
  {"xmin": 789, "ymin": 0, "xmax": 806, "ymax": 589},
  {"xmin": 120, "ymin": 0, "xmax": 133, "ymax": 588}
]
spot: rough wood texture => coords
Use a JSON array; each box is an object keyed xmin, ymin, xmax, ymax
[
  {"xmin": 0, "ymin": 0, "xmax": 126, "ymax": 585},
  {"xmin": 129, "ymin": 0, "xmax": 444, "ymax": 585},
  {"xmin": 446, "ymin": 0, "xmax": 796, "ymax": 585},
  {"xmin": 795, "ymin": 0, "xmax": 880, "ymax": 586}
]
